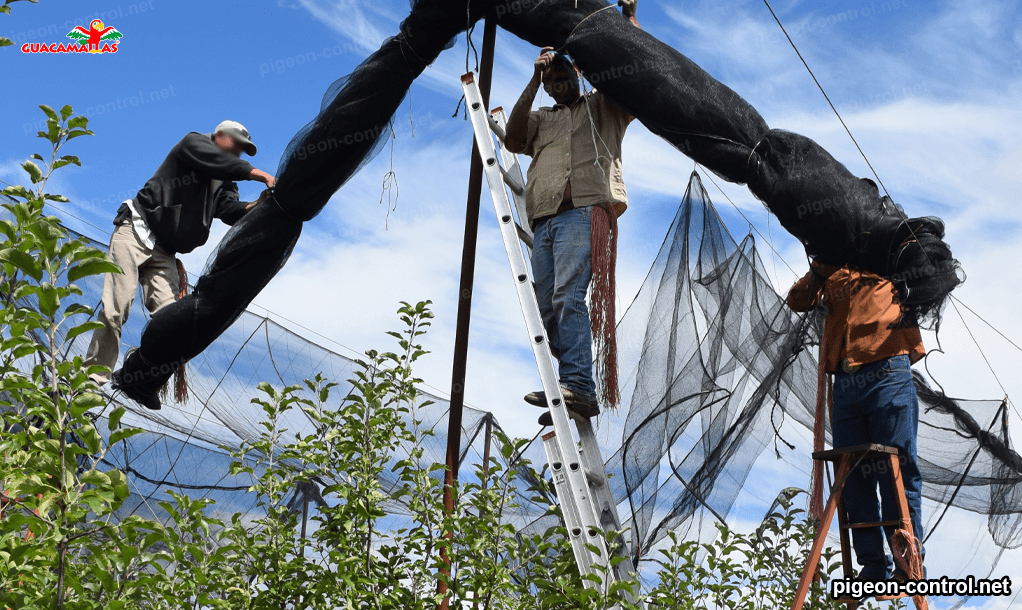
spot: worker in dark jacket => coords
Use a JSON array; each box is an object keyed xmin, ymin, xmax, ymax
[{"xmin": 85, "ymin": 121, "xmax": 275, "ymax": 392}]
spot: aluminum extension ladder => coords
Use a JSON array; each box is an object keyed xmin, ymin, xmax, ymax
[{"xmin": 460, "ymin": 72, "xmax": 639, "ymax": 599}]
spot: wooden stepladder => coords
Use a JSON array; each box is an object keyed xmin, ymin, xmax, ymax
[
  {"xmin": 459, "ymin": 71, "xmax": 639, "ymax": 604},
  {"xmin": 792, "ymin": 443, "xmax": 928, "ymax": 610}
]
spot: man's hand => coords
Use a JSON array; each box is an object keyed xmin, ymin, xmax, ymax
[
  {"xmin": 246, "ymin": 188, "xmax": 273, "ymax": 211},
  {"xmin": 618, "ymin": 0, "xmax": 639, "ymax": 27},
  {"xmin": 534, "ymin": 46, "xmax": 555, "ymax": 78},
  {"xmin": 250, "ymin": 168, "xmax": 276, "ymax": 189},
  {"xmin": 507, "ymin": 47, "xmax": 555, "ymax": 153}
]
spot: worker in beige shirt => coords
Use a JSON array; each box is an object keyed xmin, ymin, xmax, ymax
[{"xmin": 505, "ymin": 0, "xmax": 638, "ymax": 426}]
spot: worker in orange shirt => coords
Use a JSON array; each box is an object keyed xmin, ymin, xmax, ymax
[{"xmin": 788, "ymin": 261, "xmax": 925, "ymax": 582}]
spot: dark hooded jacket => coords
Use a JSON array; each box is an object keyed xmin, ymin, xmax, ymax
[{"xmin": 118, "ymin": 132, "xmax": 255, "ymax": 254}]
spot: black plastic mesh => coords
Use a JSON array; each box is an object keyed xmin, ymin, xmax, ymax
[{"xmin": 579, "ymin": 174, "xmax": 1020, "ymax": 577}]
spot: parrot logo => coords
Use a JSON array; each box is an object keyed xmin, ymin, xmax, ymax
[{"xmin": 66, "ymin": 20, "xmax": 122, "ymax": 53}]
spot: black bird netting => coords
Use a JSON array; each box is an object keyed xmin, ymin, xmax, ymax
[
  {"xmin": 556, "ymin": 173, "xmax": 1020, "ymax": 587},
  {"xmin": 3, "ymin": 166, "xmax": 1020, "ymax": 594},
  {"xmin": 6, "ymin": 0, "xmax": 1017, "ymax": 596},
  {"xmin": 117, "ymin": 0, "xmax": 960, "ymax": 400}
]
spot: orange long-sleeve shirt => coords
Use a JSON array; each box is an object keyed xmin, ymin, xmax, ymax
[{"xmin": 787, "ymin": 263, "xmax": 924, "ymax": 373}]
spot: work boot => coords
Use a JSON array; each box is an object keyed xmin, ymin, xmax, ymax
[
  {"xmin": 532, "ymin": 388, "xmax": 599, "ymax": 426},
  {"xmin": 525, "ymin": 387, "xmax": 598, "ymax": 409}
]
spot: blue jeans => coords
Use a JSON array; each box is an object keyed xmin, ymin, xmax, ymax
[
  {"xmin": 531, "ymin": 206, "xmax": 596, "ymax": 399},
  {"xmin": 832, "ymin": 354, "xmax": 924, "ymax": 579}
]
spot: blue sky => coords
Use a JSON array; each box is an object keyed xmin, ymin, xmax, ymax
[{"xmin": 3, "ymin": 1, "xmax": 1021, "ymax": 605}]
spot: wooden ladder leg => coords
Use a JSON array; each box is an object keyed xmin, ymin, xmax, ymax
[
  {"xmin": 836, "ymin": 494, "xmax": 858, "ymax": 609},
  {"xmin": 889, "ymin": 454, "xmax": 913, "ymax": 536},
  {"xmin": 791, "ymin": 457, "xmax": 851, "ymax": 610}
]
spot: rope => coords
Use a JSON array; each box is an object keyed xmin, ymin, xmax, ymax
[
  {"xmin": 590, "ymin": 203, "xmax": 619, "ymax": 409},
  {"xmin": 760, "ymin": 1, "xmax": 891, "ymax": 198}
]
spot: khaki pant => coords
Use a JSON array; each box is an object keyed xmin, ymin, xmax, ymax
[{"xmin": 84, "ymin": 222, "xmax": 179, "ymax": 384}]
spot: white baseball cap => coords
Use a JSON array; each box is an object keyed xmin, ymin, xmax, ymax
[{"xmin": 214, "ymin": 120, "xmax": 257, "ymax": 156}]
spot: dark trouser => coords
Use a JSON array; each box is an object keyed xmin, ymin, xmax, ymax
[{"xmin": 832, "ymin": 354, "xmax": 924, "ymax": 579}]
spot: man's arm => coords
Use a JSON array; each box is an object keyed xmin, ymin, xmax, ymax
[
  {"xmin": 786, "ymin": 261, "xmax": 834, "ymax": 312},
  {"xmin": 249, "ymin": 168, "xmax": 276, "ymax": 189},
  {"xmin": 179, "ymin": 133, "xmax": 255, "ymax": 181},
  {"xmin": 786, "ymin": 270, "xmax": 820, "ymax": 312},
  {"xmin": 211, "ymin": 181, "xmax": 249, "ymax": 225},
  {"xmin": 179, "ymin": 133, "xmax": 276, "ymax": 188},
  {"xmin": 504, "ymin": 47, "xmax": 554, "ymax": 154}
]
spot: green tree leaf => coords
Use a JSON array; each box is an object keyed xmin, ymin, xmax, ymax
[
  {"xmin": 67, "ymin": 259, "xmax": 120, "ymax": 283},
  {"xmin": 21, "ymin": 160, "xmax": 43, "ymax": 184},
  {"xmin": 66, "ymin": 129, "xmax": 94, "ymax": 141},
  {"xmin": 2, "ymin": 185, "xmax": 30, "ymax": 200},
  {"xmin": 0, "ymin": 247, "xmax": 43, "ymax": 281},
  {"xmin": 110, "ymin": 427, "xmax": 145, "ymax": 446},
  {"xmin": 37, "ymin": 281, "xmax": 59, "ymax": 318},
  {"xmin": 46, "ymin": 119, "xmax": 60, "ymax": 143},
  {"xmin": 64, "ymin": 320, "xmax": 103, "ymax": 342},
  {"xmin": 107, "ymin": 406, "xmax": 126, "ymax": 431},
  {"xmin": 52, "ymin": 155, "xmax": 81, "ymax": 170},
  {"xmin": 38, "ymin": 105, "xmax": 58, "ymax": 122}
]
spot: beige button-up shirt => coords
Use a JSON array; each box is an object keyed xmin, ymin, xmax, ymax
[{"xmin": 521, "ymin": 90, "xmax": 633, "ymax": 227}]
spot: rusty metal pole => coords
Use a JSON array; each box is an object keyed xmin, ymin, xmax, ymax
[{"xmin": 438, "ymin": 15, "xmax": 498, "ymax": 610}]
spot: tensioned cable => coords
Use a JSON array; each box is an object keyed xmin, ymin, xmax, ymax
[
  {"xmin": 950, "ymin": 295, "xmax": 1022, "ymax": 356},
  {"xmin": 760, "ymin": 1, "xmax": 890, "ymax": 198}
]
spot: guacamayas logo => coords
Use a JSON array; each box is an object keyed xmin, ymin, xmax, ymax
[{"xmin": 21, "ymin": 20, "xmax": 122, "ymax": 54}]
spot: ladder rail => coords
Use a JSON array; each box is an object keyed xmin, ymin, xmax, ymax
[{"xmin": 460, "ymin": 72, "xmax": 612, "ymax": 589}]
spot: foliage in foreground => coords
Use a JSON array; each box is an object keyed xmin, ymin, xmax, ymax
[{"xmin": 0, "ymin": 104, "xmax": 902, "ymax": 609}]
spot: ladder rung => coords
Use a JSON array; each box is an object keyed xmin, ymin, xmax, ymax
[
  {"xmin": 813, "ymin": 443, "xmax": 898, "ymax": 462},
  {"xmin": 842, "ymin": 520, "xmax": 904, "ymax": 530},
  {"xmin": 499, "ymin": 165, "xmax": 524, "ymax": 195},
  {"xmin": 516, "ymin": 225, "xmax": 534, "ymax": 249},
  {"xmin": 487, "ymin": 113, "xmax": 506, "ymax": 141}
]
